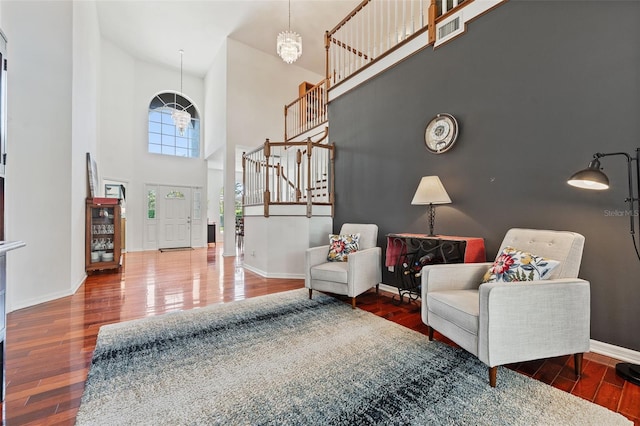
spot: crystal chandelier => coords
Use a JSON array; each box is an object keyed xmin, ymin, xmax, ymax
[
  {"xmin": 171, "ymin": 108, "xmax": 190, "ymax": 135},
  {"xmin": 172, "ymin": 49, "xmax": 191, "ymax": 135},
  {"xmin": 276, "ymin": 0, "xmax": 302, "ymax": 64}
]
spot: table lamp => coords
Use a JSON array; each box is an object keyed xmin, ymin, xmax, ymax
[{"xmin": 411, "ymin": 176, "xmax": 451, "ymax": 236}]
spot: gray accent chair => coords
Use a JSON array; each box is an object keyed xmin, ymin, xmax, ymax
[
  {"xmin": 421, "ymin": 228, "xmax": 590, "ymax": 387},
  {"xmin": 305, "ymin": 223, "xmax": 382, "ymax": 308}
]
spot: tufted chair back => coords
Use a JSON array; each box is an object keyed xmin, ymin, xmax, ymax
[{"xmin": 497, "ymin": 228, "xmax": 585, "ymax": 279}]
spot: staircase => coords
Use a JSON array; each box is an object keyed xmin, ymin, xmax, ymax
[
  {"xmin": 242, "ymin": 127, "xmax": 333, "ymax": 218},
  {"xmin": 241, "ymin": 0, "xmax": 508, "ymax": 278}
]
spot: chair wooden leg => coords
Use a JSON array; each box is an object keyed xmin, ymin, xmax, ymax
[
  {"xmin": 428, "ymin": 326, "xmax": 434, "ymax": 341},
  {"xmin": 376, "ymin": 284, "xmax": 379, "ymax": 294},
  {"xmin": 489, "ymin": 366, "xmax": 497, "ymax": 387},
  {"xmin": 351, "ymin": 297, "xmax": 356, "ymax": 309},
  {"xmin": 308, "ymin": 289, "xmax": 312, "ymax": 299},
  {"xmin": 574, "ymin": 353, "xmax": 583, "ymax": 377}
]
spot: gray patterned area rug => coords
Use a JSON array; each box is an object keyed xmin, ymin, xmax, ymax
[{"xmin": 76, "ymin": 289, "xmax": 631, "ymax": 425}]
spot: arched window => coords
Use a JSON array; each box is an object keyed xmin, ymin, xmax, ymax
[{"xmin": 148, "ymin": 92, "xmax": 200, "ymax": 158}]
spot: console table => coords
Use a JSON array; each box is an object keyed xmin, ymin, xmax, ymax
[{"xmin": 385, "ymin": 234, "xmax": 485, "ymax": 302}]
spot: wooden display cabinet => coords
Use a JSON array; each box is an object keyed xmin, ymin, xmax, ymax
[{"xmin": 86, "ymin": 198, "xmax": 121, "ymax": 272}]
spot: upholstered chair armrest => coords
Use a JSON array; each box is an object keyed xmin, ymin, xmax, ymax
[
  {"xmin": 306, "ymin": 245, "xmax": 329, "ymax": 267},
  {"xmin": 477, "ymin": 278, "xmax": 590, "ymax": 367},
  {"xmin": 305, "ymin": 245, "xmax": 330, "ymax": 288},
  {"xmin": 421, "ymin": 262, "xmax": 493, "ymax": 297},
  {"xmin": 346, "ymin": 247, "xmax": 382, "ymax": 297}
]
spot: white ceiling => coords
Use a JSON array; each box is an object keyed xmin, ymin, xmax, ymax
[{"xmin": 96, "ymin": 0, "xmax": 360, "ymax": 77}]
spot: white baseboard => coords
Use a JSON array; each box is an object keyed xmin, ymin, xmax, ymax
[
  {"xmin": 242, "ymin": 263, "xmax": 305, "ymax": 280},
  {"xmin": 379, "ymin": 283, "xmax": 400, "ymax": 295},
  {"xmin": 590, "ymin": 339, "xmax": 640, "ymax": 364}
]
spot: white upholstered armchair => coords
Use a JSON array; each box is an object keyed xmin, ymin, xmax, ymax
[
  {"xmin": 305, "ymin": 223, "xmax": 382, "ymax": 308},
  {"xmin": 421, "ymin": 228, "xmax": 590, "ymax": 387}
]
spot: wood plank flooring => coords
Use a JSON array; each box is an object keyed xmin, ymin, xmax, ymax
[{"xmin": 1, "ymin": 246, "xmax": 639, "ymax": 425}]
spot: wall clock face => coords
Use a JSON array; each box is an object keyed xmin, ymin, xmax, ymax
[{"xmin": 424, "ymin": 113, "xmax": 459, "ymax": 154}]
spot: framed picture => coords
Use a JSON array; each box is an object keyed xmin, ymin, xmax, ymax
[
  {"xmin": 86, "ymin": 152, "xmax": 98, "ymax": 198},
  {"xmin": 105, "ymin": 184, "xmax": 124, "ymax": 199}
]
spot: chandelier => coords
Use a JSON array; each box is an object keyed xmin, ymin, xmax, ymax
[
  {"xmin": 276, "ymin": 0, "xmax": 302, "ymax": 64},
  {"xmin": 172, "ymin": 49, "xmax": 191, "ymax": 135}
]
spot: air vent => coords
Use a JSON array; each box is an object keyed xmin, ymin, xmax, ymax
[
  {"xmin": 434, "ymin": 12, "xmax": 465, "ymax": 47},
  {"xmin": 438, "ymin": 18, "xmax": 460, "ymax": 40}
]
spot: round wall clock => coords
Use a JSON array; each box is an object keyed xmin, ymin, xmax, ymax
[{"xmin": 424, "ymin": 113, "xmax": 459, "ymax": 154}]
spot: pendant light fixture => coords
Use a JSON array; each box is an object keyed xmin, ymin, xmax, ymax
[
  {"xmin": 276, "ymin": 0, "xmax": 302, "ymax": 64},
  {"xmin": 171, "ymin": 49, "xmax": 191, "ymax": 135}
]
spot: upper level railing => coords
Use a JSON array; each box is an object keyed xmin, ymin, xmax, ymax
[
  {"xmin": 242, "ymin": 128, "xmax": 334, "ymax": 217},
  {"xmin": 282, "ymin": 0, "xmax": 477, "ymax": 140},
  {"xmin": 284, "ymin": 78, "xmax": 329, "ymax": 141},
  {"xmin": 325, "ymin": 0, "xmax": 467, "ymax": 87}
]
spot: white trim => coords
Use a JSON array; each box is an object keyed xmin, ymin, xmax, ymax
[
  {"xmin": 9, "ymin": 275, "xmax": 86, "ymax": 313},
  {"xmin": 242, "ymin": 263, "xmax": 304, "ymax": 280},
  {"xmin": 243, "ymin": 204, "xmax": 332, "ymax": 217},
  {"xmin": 328, "ymin": 0, "xmax": 509, "ymax": 102},
  {"xmin": 328, "ymin": 34, "xmax": 429, "ymax": 102},
  {"xmin": 287, "ymin": 125, "xmax": 329, "ymax": 143},
  {"xmin": 379, "ymin": 283, "xmax": 400, "ymax": 295},
  {"xmin": 590, "ymin": 339, "xmax": 640, "ymax": 364},
  {"xmin": 434, "ymin": 11, "xmax": 465, "ymax": 47}
]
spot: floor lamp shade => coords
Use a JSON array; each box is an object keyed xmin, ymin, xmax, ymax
[{"xmin": 567, "ymin": 148, "xmax": 640, "ymax": 386}]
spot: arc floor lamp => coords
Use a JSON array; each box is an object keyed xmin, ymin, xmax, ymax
[{"xmin": 568, "ymin": 147, "xmax": 640, "ymax": 386}]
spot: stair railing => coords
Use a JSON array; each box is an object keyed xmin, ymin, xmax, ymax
[
  {"xmin": 284, "ymin": 78, "xmax": 329, "ymax": 141},
  {"xmin": 243, "ymin": 129, "xmax": 334, "ymax": 217},
  {"xmin": 325, "ymin": 0, "xmax": 468, "ymax": 87}
]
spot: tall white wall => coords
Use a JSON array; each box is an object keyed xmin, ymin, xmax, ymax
[
  {"xmin": 72, "ymin": 0, "xmax": 101, "ymax": 291},
  {"xmin": 0, "ymin": 1, "xmax": 323, "ymax": 310},
  {"xmin": 206, "ymin": 38, "xmax": 323, "ymax": 254},
  {"xmin": 226, "ymin": 38, "xmax": 323, "ymax": 147},
  {"xmin": 100, "ymin": 40, "xmax": 207, "ymax": 251},
  {"xmin": 1, "ymin": 0, "xmax": 75, "ymax": 311},
  {"xmin": 204, "ymin": 41, "xmax": 227, "ymax": 160},
  {"xmin": 206, "ymin": 168, "xmax": 242, "ymax": 235}
]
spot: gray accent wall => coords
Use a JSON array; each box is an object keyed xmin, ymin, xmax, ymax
[{"xmin": 329, "ymin": 0, "xmax": 640, "ymax": 352}]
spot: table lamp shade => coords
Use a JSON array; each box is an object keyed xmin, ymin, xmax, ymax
[{"xmin": 411, "ymin": 176, "xmax": 452, "ymax": 205}]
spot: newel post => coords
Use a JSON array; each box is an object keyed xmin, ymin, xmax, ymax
[
  {"xmin": 306, "ymin": 138, "xmax": 313, "ymax": 218},
  {"xmin": 324, "ymin": 30, "xmax": 331, "ymax": 86},
  {"xmin": 296, "ymin": 149, "xmax": 302, "ymax": 202},
  {"xmin": 428, "ymin": 0, "xmax": 437, "ymax": 45},
  {"xmin": 330, "ymin": 142, "xmax": 335, "ymax": 217},
  {"xmin": 283, "ymin": 104, "xmax": 288, "ymax": 142},
  {"xmin": 263, "ymin": 139, "xmax": 270, "ymax": 218},
  {"xmin": 241, "ymin": 152, "xmax": 246, "ymax": 206}
]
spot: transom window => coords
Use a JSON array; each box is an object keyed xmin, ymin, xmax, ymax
[{"xmin": 148, "ymin": 92, "xmax": 200, "ymax": 158}]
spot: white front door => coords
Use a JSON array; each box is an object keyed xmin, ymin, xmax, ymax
[{"xmin": 158, "ymin": 186, "xmax": 191, "ymax": 249}]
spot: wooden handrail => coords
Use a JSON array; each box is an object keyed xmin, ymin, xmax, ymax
[
  {"xmin": 284, "ymin": 79, "xmax": 328, "ymax": 141},
  {"xmin": 242, "ymin": 137, "xmax": 335, "ymax": 216},
  {"xmin": 284, "ymin": 79, "xmax": 328, "ymax": 110},
  {"xmin": 327, "ymin": 0, "xmax": 371, "ymax": 37},
  {"xmin": 324, "ymin": 0, "xmax": 478, "ymax": 88}
]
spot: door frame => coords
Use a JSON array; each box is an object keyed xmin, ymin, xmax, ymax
[{"xmin": 143, "ymin": 184, "xmax": 204, "ymax": 250}]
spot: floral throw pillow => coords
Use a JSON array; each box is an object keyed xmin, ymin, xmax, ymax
[
  {"xmin": 327, "ymin": 233, "xmax": 360, "ymax": 262},
  {"xmin": 482, "ymin": 246, "xmax": 560, "ymax": 283}
]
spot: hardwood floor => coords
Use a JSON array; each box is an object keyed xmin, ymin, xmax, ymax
[{"xmin": 1, "ymin": 246, "xmax": 639, "ymax": 425}]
